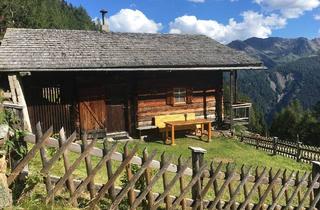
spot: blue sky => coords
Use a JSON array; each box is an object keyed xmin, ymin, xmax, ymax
[{"xmin": 66, "ymin": 0, "xmax": 320, "ymax": 43}]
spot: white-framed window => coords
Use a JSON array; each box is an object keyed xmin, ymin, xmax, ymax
[{"xmin": 173, "ymin": 88, "xmax": 187, "ymax": 104}]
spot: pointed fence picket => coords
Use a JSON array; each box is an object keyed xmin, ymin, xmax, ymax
[{"xmin": 6, "ymin": 123, "xmax": 320, "ymax": 209}]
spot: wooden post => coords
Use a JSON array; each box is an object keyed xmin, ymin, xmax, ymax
[
  {"xmin": 36, "ymin": 123, "xmax": 52, "ymax": 194},
  {"xmin": 234, "ymin": 70, "xmax": 238, "ymax": 104},
  {"xmin": 104, "ymin": 141, "xmax": 116, "ymax": 201},
  {"xmin": 312, "ymin": 161, "xmax": 320, "ymax": 208},
  {"xmin": 189, "ymin": 146, "xmax": 206, "ymax": 210},
  {"xmin": 143, "ymin": 149, "xmax": 153, "ymax": 209},
  {"xmin": 272, "ymin": 137, "xmax": 278, "ymax": 156},
  {"xmin": 82, "ymin": 133, "xmax": 95, "ymax": 199},
  {"xmin": 229, "ymin": 71, "xmax": 234, "ymax": 129},
  {"xmin": 124, "ymin": 143, "xmax": 135, "ymax": 207},
  {"xmin": 161, "ymin": 153, "xmax": 171, "ymax": 209},
  {"xmin": 296, "ymin": 141, "xmax": 302, "ymax": 162},
  {"xmin": 9, "ymin": 75, "xmax": 32, "ymax": 132},
  {"xmin": 256, "ymin": 137, "xmax": 259, "ymax": 150},
  {"xmin": 216, "ymin": 89, "xmax": 223, "ymax": 127}
]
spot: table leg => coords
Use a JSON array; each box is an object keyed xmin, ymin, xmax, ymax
[
  {"xmin": 171, "ymin": 125, "xmax": 175, "ymax": 146},
  {"xmin": 208, "ymin": 122, "xmax": 212, "ymax": 142},
  {"xmin": 201, "ymin": 124, "xmax": 204, "ymax": 137},
  {"xmin": 165, "ymin": 125, "xmax": 169, "ymax": 144}
]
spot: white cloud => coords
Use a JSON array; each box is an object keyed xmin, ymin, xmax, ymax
[
  {"xmin": 169, "ymin": 11, "xmax": 286, "ymax": 44},
  {"xmin": 108, "ymin": 9, "xmax": 162, "ymax": 33},
  {"xmin": 188, "ymin": 0, "xmax": 205, "ymax": 3},
  {"xmin": 315, "ymin": 14, "xmax": 320, "ymax": 20},
  {"xmin": 254, "ymin": 0, "xmax": 320, "ymax": 18}
]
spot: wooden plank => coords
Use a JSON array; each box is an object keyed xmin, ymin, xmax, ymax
[
  {"xmin": 269, "ymin": 171, "xmax": 295, "ymax": 210},
  {"xmin": 124, "ymin": 143, "xmax": 135, "ymax": 208},
  {"xmin": 224, "ymin": 166, "xmax": 252, "ymax": 209},
  {"xmin": 45, "ymin": 138, "xmax": 97, "ymax": 203},
  {"xmin": 82, "ymin": 133, "xmax": 96, "ymax": 199},
  {"xmin": 161, "ymin": 153, "xmax": 171, "ymax": 209},
  {"xmin": 171, "ymin": 164, "xmax": 207, "ymax": 209},
  {"xmin": 69, "ymin": 143, "xmax": 118, "ymax": 204},
  {"xmin": 284, "ymin": 172, "xmax": 308, "ymax": 210},
  {"xmin": 12, "ymin": 75, "xmax": 32, "ymax": 132},
  {"xmin": 36, "ymin": 123, "xmax": 52, "ymax": 194},
  {"xmin": 207, "ymin": 168, "xmax": 236, "ymax": 210},
  {"xmin": 143, "ymin": 149, "xmax": 154, "ymax": 209},
  {"xmin": 7, "ymin": 126, "xmax": 53, "ymax": 185},
  {"xmin": 178, "ymin": 156, "xmax": 187, "ymax": 210},
  {"xmin": 59, "ymin": 127, "xmax": 77, "ymax": 206},
  {"xmin": 297, "ymin": 173, "xmax": 320, "ymax": 209},
  {"xmin": 109, "ymin": 150, "xmax": 157, "ymax": 210},
  {"xmin": 40, "ymin": 131, "xmax": 77, "ymax": 174},
  {"xmin": 8, "ymin": 75, "xmax": 17, "ymax": 104},
  {"xmin": 105, "ymin": 142, "xmax": 116, "ymax": 201},
  {"xmin": 253, "ymin": 169, "xmax": 282, "ymax": 210},
  {"xmin": 153, "ymin": 158, "xmax": 191, "ymax": 209},
  {"xmin": 24, "ymin": 133, "xmax": 320, "ymax": 189},
  {"xmin": 131, "ymin": 153, "xmax": 171, "ymax": 209},
  {"xmin": 88, "ymin": 145, "xmax": 139, "ymax": 208}
]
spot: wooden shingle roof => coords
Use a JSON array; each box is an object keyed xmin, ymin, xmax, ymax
[{"xmin": 0, "ymin": 28, "xmax": 264, "ymax": 71}]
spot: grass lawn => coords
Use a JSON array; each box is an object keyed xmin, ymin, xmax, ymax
[
  {"xmin": 17, "ymin": 136, "xmax": 311, "ymax": 209},
  {"xmin": 112, "ymin": 136, "xmax": 311, "ymax": 172}
]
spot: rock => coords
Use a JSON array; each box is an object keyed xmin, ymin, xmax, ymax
[
  {"xmin": 0, "ymin": 124, "xmax": 9, "ymax": 140},
  {"xmin": 0, "ymin": 154, "xmax": 12, "ymax": 208}
]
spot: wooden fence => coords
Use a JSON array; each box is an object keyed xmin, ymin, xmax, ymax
[
  {"xmin": 237, "ymin": 133, "xmax": 320, "ymax": 164},
  {"xmin": 7, "ymin": 123, "xmax": 320, "ymax": 209}
]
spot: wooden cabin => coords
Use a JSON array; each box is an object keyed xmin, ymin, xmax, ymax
[{"xmin": 0, "ymin": 28, "xmax": 264, "ymax": 139}]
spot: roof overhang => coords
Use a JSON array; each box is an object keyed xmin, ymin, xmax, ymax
[{"xmin": 0, "ymin": 65, "xmax": 267, "ymax": 72}]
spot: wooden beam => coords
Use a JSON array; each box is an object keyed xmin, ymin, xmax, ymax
[
  {"xmin": 8, "ymin": 75, "xmax": 17, "ymax": 104},
  {"xmin": 10, "ymin": 75, "xmax": 32, "ymax": 132},
  {"xmin": 229, "ymin": 71, "xmax": 234, "ymax": 128}
]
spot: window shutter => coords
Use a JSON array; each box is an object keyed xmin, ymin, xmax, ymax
[
  {"xmin": 186, "ymin": 88, "xmax": 193, "ymax": 104},
  {"xmin": 166, "ymin": 89, "xmax": 174, "ymax": 105}
]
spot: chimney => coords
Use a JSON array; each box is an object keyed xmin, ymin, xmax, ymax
[{"xmin": 100, "ymin": 9, "xmax": 109, "ymax": 32}]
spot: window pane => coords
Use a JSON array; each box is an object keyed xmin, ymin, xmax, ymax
[{"xmin": 173, "ymin": 88, "xmax": 186, "ymax": 104}]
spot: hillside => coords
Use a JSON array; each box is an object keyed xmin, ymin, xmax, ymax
[
  {"xmin": 0, "ymin": 0, "xmax": 96, "ymax": 38},
  {"xmin": 228, "ymin": 37, "xmax": 320, "ymax": 122}
]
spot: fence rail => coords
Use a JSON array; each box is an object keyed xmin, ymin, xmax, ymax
[
  {"xmin": 7, "ymin": 123, "xmax": 320, "ymax": 209},
  {"xmin": 237, "ymin": 133, "xmax": 320, "ymax": 164}
]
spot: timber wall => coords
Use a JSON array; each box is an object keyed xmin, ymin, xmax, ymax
[{"xmin": 135, "ymin": 71, "xmax": 223, "ymax": 128}]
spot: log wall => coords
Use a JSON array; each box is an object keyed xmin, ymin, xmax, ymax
[{"xmin": 135, "ymin": 71, "xmax": 223, "ymax": 127}]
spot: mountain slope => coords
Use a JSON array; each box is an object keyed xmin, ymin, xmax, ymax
[
  {"xmin": 228, "ymin": 37, "xmax": 320, "ymax": 122},
  {"xmin": 0, "ymin": 0, "xmax": 96, "ymax": 38},
  {"xmin": 229, "ymin": 37, "xmax": 320, "ymax": 68}
]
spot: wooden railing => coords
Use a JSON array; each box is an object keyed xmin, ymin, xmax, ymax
[
  {"xmin": 237, "ymin": 133, "xmax": 320, "ymax": 163},
  {"xmin": 224, "ymin": 102, "xmax": 252, "ymax": 125},
  {"xmin": 7, "ymin": 123, "xmax": 320, "ymax": 209}
]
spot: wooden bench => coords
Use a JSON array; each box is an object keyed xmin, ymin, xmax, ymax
[
  {"xmin": 154, "ymin": 113, "xmax": 197, "ymax": 131},
  {"xmin": 137, "ymin": 113, "xmax": 198, "ymax": 140}
]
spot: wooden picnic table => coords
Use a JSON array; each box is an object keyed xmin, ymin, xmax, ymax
[{"xmin": 164, "ymin": 119, "xmax": 213, "ymax": 145}]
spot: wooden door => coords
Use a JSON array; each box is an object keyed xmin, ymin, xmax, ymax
[
  {"xmin": 106, "ymin": 84, "xmax": 127, "ymax": 133},
  {"xmin": 78, "ymin": 86, "xmax": 107, "ymax": 135},
  {"xmin": 106, "ymin": 100, "xmax": 126, "ymax": 132}
]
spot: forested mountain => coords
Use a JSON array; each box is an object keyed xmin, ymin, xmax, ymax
[
  {"xmin": 228, "ymin": 37, "xmax": 320, "ymax": 122},
  {"xmin": 0, "ymin": 0, "xmax": 96, "ymax": 38}
]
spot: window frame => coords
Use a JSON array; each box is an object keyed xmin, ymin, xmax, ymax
[{"xmin": 173, "ymin": 87, "xmax": 187, "ymax": 106}]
